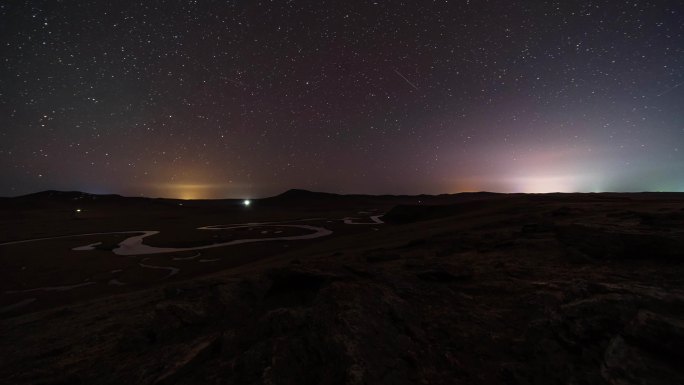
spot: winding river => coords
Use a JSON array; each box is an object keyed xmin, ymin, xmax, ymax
[{"xmin": 0, "ymin": 214, "xmax": 383, "ymax": 302}]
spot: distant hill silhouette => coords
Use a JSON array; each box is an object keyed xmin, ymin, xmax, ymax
[
  {"xmin": 18, "ymin": 190, "xmax": 124, "ymax": 201},
  {"xmin": 2, "ymin": 188, "xmax": 519, "ymax": 213},
  {"xmin": 270, "ymin": 189, "xmax": 343, "ymax": 200}
]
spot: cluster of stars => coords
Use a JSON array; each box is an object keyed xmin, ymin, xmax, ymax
[{"xmin": 1, "ymin": 1, "xmax": 683, "ymax": 197}]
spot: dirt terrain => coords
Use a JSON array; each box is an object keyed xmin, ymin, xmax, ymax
[{"xmin": 1, "ymin": 190, "xmax": 683, "ymax": 384}]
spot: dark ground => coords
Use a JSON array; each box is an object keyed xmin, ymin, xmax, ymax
[{"xmin": 1, "ymin": 190, "xmax": 683, "ymax": 384}]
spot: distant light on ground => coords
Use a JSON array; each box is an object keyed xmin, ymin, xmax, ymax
[
  {"xmin": 243, "ymin": 199, "xmax": 251, "ymax": 206},
  {"xmin": 75, "ymin": 208, "xmax": 82, "ymax": 213}
]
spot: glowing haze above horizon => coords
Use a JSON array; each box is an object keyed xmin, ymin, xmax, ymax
[{"xmin": 1, "ymin": 1, "xmax": 683, "ymax": 199}]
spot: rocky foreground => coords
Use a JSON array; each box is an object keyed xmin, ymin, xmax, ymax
[{"xmin": 1, "ymin": 194, "xmax": 684, "ymax": 384}]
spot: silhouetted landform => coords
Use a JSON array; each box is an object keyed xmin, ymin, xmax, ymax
[
  {"xmin": 18, "ymin": 190, "xmax": 125, "ymax": 200},
  {"xmin": 1, "ymin": 190, "xmax": 684, "ymax": 384},
  {"xmin": 271, "ymin": 188, "xmax": 344, "ymax": 201},
  {"xmin": 261, "ymin": 188, "xmax": 498, "ymax": 207}
]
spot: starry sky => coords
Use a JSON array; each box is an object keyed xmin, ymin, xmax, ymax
[{"xmin": 1, "ymin": 1, "xmax": 683, "ymax": 199}]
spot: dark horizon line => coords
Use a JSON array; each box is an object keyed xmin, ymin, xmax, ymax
[{"xmin": 2, "ymin": 188, "xmax": 683, "ymax": 201}]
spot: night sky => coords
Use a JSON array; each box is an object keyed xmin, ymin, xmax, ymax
[{"xmin": 1, "ymin": 1, "xmax": 683, "ymax": 199}]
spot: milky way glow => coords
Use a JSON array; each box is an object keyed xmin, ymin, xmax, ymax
[{"xmin": 1, "ymin": 2, "xmax": 682, "ymax": 197}]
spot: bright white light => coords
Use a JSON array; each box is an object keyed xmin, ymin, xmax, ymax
[
  {"xmin": 75, "ymin": 208, "xmax": 82, "ymax": 213},
  {"xmin": 243, "ymin": 199, "xmax": 251, "ymax": 206}
]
